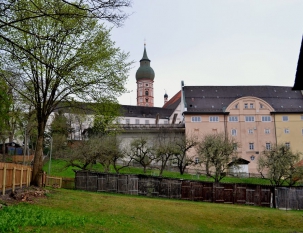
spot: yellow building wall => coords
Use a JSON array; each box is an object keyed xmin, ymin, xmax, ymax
[
  {"xmin": 274, "ymin": 113, "xmax": 303, "ymax": 156},
  {"xmin": 185, "ymin": 96, "xmax": 276, "ymax": 174}
]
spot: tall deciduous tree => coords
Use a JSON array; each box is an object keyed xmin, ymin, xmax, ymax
[
  {"xmin": 258, "ymin": 144, "xmax": 303, "ymax": 186},
  {"xmin": 197, "ymin": 133, "xmax": 238, "ymax": 182},
  {"xmin": 0, "ymin": 0, "xmax": 131, "ymax": 185}
]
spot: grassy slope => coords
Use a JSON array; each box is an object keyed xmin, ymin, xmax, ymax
[
  {"xmin": 1, "ymin": 189, "xmax": 303, "ymax": 233},
  {"xmin": 44, "ymin": 159, "xmax": 272, "ymax": 185}
]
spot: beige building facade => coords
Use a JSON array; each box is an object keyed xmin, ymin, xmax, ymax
[{"xmin": 182, "ymin": 85, "xmax": 303, "ymax": 174}]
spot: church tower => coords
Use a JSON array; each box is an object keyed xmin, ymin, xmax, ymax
[{"xmin": 136, "ymin": 44, "xmax": 155, "ymax": 107}]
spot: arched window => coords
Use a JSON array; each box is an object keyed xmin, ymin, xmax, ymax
[{"xmin": 145, "ymin": 91, "xmax": 149, "ymax": 96}]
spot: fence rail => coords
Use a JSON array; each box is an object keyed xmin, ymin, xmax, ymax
[
  {"xmin": 0, "ymin": 163, "xmax": 32, "ymax": 195},
  {"xmin": 75, "ymin": 170, "xmax": 276, "ymax": 208}
]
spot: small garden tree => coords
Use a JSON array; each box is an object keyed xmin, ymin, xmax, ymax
[
  {"xmin": 197, "ymin": 133, "xmax": 238, "ymax": 182},
  {"xmin": 173, "ymin": 134, "xmax": 197, "ymax": 175},
  {"xmin": 258, "ymin": 144, "xmax": 303, "ymax": 186},
  {"xmin": 128, "ymin": 137, "xmax": 155, "ymax": 173}
]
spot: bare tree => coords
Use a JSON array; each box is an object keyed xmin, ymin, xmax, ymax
[
  {"xmin": 173, "ymin": 134, "xmax": 197, "ymax": 175},
  {"xmin": 154, "ymin": 130, "xmax": 179, "ymax": 176},
  {"xmin": 258, "ymin": 144, "xmax": 303, "ymax": 186},
  {"xmin": 197, "ymin": 133, "xmax": 238, "ymax": 182},
  {"xmin": 128, "ymin": 137, "xmax": 155, "ymax": 173}
]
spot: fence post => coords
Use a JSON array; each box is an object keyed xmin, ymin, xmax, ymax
[
  {"xmin": 12, "ymin": 166, "xmax": 16, "ymax": 192},
  {"xmin": 2, "ymin": 164, "xmax": 6, "ymax": 195},
  {"xmin": 20, "ymin": 167, "xmax": 23, "ymax": 188},
  {"xmin": 27, "ymin": 168, "xmax": 31, "ymax": 187}
]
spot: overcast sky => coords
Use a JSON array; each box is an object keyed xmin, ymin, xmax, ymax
[{"xmin": 110, "ymin": 0, "xmax": 303, "ymax": 108}]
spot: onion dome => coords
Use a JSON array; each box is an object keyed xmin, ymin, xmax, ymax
[{"xmin": 136, "ymin": 45, "xmax": 155, "ymax": 81}]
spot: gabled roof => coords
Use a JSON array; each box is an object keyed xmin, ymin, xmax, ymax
[
  {"xmin": 163, "ymin": 90, "xmax": 181, "ymax": 109},
  {"xmin": 120, "ymin": 105, "xmax": 174, "ymax": 119},
  {"xmin": 184, "ymin": 86, "xmax": 303, "ymax": 113},
  {"xmin": 293, "ymin": 36, "xmax": 303, "ymax": 90}
]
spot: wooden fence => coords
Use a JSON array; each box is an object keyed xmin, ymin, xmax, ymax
[
  {"xmin": 0, "ymin": 163, "xmax": 32, "ymax": 195},
  {"xmin": 43, "ymin": 174, "xmax": 75, "ymax": 189},
  {"xmin": 74, "ymin": 170, "xmax": 275, "ymax": 208},
  {"xmin": 12, "ymin": 155, "xmax": 34, "ymax": 164}
]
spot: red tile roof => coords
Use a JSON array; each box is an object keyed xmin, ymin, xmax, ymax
[{"xmin": 163, "ymin": 91, "xmax": 181, "ymax": 109}]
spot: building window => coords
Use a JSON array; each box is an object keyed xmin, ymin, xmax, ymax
[
  {"xmin": 235, "ymin": 104, "xmax": 239, "ymax": 109},
  {"xmin": 301, "ymin": 115, "xmax": 303, "ymax": 120},
  {"xmin": 164, "ymin": 120, "xmax": 168, "ymax": 124},
  {"xmin": 265, "ymin": 129, "xmax": 270, "ymax": 134},
  {"xmin": 285, "ymin": 142, "xmax": 290, "ymax": 148},
  {"xmin": 249, "ymin": 143, "xmax": 254, "ymax": 150},
  {"xmin": 146, "ymin": 98, "xmax": 148, "ymax": 103},
  {"xmin": 191, "ymin": 116, "xmax": 201, "ymax": 122},
  {"xmin": 302, "ymin": 129, "xmax": 303, "ymax": 135},
  {"xmin": 135, "ymin": 119, "xmax": 140, "ymax": 124},
  {"xmin": 209, "ymin": 116, "xmax": 219, "ymax": 122},
  {"xmin": 229, "ymin": 116, "xmax": 238, "ymax": 122},
  {"xmin": 284, "ymin": 128, "xmax": 290, "ymax": 134},
  {"xmin": 260, "ymin": 103, "xmax": 264, "ymax": 109},
  {"xmin": 231, "ymin": 129, "xmax": 237, "ymax": 136},
  {"xmin": 250, "ymin": 103, "xmax": 254, "ymax": 109},
  {"xmin": 282, "ymin": 116, "xmax": 288, "ymax": 121},
  {"xmin": 248, "ymin": 129, "xmax": 253, "ymax": 134},
  {"xmin": 145, "ymin": 91, "xmax": 149, "ymax": 96},
  {"xmin": 244, "ymin": 103, "xmax": 248, "ymax": 109},
  {"xmin": 146, "ymin": 83, "xmax": 149, "ymax": 86},
  {"xmin": 145, "ymin": 120, "xmax": 149, "ymax": 124},
  {"xmin": 245, "ymin": 116, "xmax": 255, "ymax": 122},
  {"xmin": 195, "ymin": 157, "xmax": 199, "ymax": 164},
  {"xmin": 262, "ymin": 116, "xmax": 271, "ymax": 122},
  {"xmin": 266, "ymin": 143, "xmax": 271, "ymax": 150},
  {"xmin": 125, "ymin": 119, "xmax": 130, "ymax": 124}
]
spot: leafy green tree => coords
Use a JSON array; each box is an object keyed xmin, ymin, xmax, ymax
[
  {"xmin": 197, "ymin": 133, "xmax": 238, "ymax": 182},
  {"xmin": 48, "ymin": 111, "xmax": 69, "ymax": 159},
  {"xmin": 0, "ymin": 0, "xmax": 131, "ymax": 185},
  {"xmin": 0, "ymin": 78, "xmax": 12, "ymax": 161},
  {"xmin": 258, "ymin": 144, "xmax": 303, "ymax": 186}
]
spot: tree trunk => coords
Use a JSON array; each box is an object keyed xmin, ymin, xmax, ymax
[
  {"xmin": 31, "ymin": 133, "xmax": 44, "ymax": 186},
  {"xmin": 2, "ymin": 138, "xmax": 6, "ymax": 162}
]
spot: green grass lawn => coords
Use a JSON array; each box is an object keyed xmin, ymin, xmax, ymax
[
  {"xmin": 1, "ymin": 188, "xmax": 302, "ymax": 232},
  {"xmin": 44, "ymin": 159, "xmax": 272, "ymax": 185}
]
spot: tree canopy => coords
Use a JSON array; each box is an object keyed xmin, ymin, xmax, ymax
[
  {"xmin": 258, "ymin": 144, "xmax": 303, "ymax": 186},
  {"xmin": 197, "ymin": 133, "xmax": 238, "ymax": 182},
  {"xmin": 0, "ymin": 0, "xmax": 131, "ymax": 185}
]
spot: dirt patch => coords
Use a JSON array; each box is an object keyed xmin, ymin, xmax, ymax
[{"xmin": 0, "ymin": 186, "xmax": 49, "ymax": 206}]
